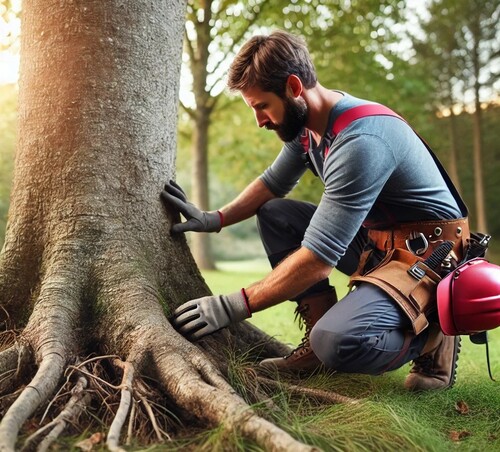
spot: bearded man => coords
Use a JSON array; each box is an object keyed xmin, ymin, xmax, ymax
[{"xmin": 162, "ymin": 30, "xmax": 469, "ymax": 391}]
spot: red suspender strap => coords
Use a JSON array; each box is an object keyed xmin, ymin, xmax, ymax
[
  {"xmin": 299, "ymin": 129, "xmax": 311, "ymax": 153},
  {"xmin": 332, "ymin": 103, "xmax": 468, "ymax": 217},
  {"xmin": 332, "ymin": 104, "xmax": 402, "ymax": 135}
]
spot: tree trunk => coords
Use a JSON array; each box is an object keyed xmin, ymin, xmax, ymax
[
  {"xmin": 190, "ymin": 107, "xmax": 216, "ymax": 269},
  {"xmin": 472, "ymin": 96, "xmax": 487, "ymax": 232},
  {"xmin": 469, "ymin": 7, "xmax": 488, "ymax": 233},
  {"xmin": 0, "ymin": 1, "xmax": 302, "ymax": 450},
  {"xmin": 447, "ymin": 109, "xmax": 461, "ymax": 194},
  {"xmin": 187, "ymin": 0, "xmax": 216, "ymax": 270},
  {"xmin": 184, "ymin": 0, "xmax": 267, "ymax": 270}
]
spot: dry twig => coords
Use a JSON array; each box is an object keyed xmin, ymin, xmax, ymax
[
  {"xmin": 125, "ymin": 398, "xmax": 137, "ymax": 446},
  {"xmin": 137, "ymin": 392, "xmax": 170, "ymax": 442}
]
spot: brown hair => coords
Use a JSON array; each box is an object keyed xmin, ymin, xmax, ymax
[{"xmin": 227, "ymin": 30, "xmax": 317, "ymax": 97}]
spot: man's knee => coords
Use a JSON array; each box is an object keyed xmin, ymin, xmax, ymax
[
  {"xmin": 256, "ymin": 198, "xmax": 286, "ymax": 224},
  {"xmin": 256, "ymin": 199, "xmax": 316, "ymax": 259},
  {"xmin": 310, "ymin": 322, "xmax": 385, "ymax": 375},
  {"xmin": 311, "ymin": 324, "xmax": 361, "ymax": 371}
]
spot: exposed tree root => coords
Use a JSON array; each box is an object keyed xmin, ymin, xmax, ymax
[
  {"xmin": 0, "ymin": 341, "xmax": 31, "ymax": 377},
  {"xmin": 133, "ymin": 378, "xmax": 174, "ymax": 442},
  {"xmin": 148, "ymin": 329, "xmax": 319, "ymax": 452},
  {"xmin": 136, "ymin": 390, "xmax": 169, "ymax": 442},
  {"xmin": 22, "ymin": 374, "xmax": 91, "ymax": 452},
  {"xmin": 0, "ymin": 345, "xmax": 21, "ymax": 395},
  {"xmin": 255, "ymin": 375, "xmax": 360, "ymax": 406},
  {"xmin": 106, "ymin": 359, "xmax": 134, "ymax": 452},
  {"xmin": 1, "ymin": 319, "xmax": 344, "ymax": 451},
  {"xmin": 0, "ymin": 354, "xmax": 66, "ymax": 452},
  {"xmin": 0, "ymin": 259, "xmax": 85, "ymax": 452},
  {"xmin": 125, "ymin": 398, "xmax": 137, "ymax": 446},
  {"xmin": 0, "ymin": 256, "xmax": 355, "ymax": 451}
]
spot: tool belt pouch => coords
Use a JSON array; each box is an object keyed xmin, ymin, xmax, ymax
[{"xmin": 350, "ymin": 248, "xmax": 442, "ymax": 335}]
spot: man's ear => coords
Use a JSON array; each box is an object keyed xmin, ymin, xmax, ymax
[{"xmin": 286, "ymin": 74, "xmax": 303, "ymax": 98}]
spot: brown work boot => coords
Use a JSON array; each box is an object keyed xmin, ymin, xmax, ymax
[
  {"xmin": 259, "ymin": 289, "xmax": 337, "ymax": 373},
  {"xmin": 404, "ymin": 324, "xmax": 461, "ymax": 391}
]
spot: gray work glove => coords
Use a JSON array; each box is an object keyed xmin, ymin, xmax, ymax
[
  {"xmin": 161, "ymin": 180, "xmax": 222, "ymax": 233},
  {"xmin": 172, "ymin": 290, "xmax": 251, "ymax": 340}
]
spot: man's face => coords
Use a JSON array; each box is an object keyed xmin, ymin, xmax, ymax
[{"xmin": 241, "ymin": 86, "xmax": 308, "ymax": 142}]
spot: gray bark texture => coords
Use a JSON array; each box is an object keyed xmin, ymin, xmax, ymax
[{"xmin": 0, "ymin": 1, "xmax": 303, "ymax": 450}]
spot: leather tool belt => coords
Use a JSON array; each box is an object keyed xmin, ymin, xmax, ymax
[
  {"xmin": 367, "ymin": 217, "xmax": 469, "ymax": 262},
  {"xmin": 350, "ymin": 217, "xmax": 470, "ymax": 335}
]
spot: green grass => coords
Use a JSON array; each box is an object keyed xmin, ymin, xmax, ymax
[{"xmin": 202, "ymin": 259, "xmax": 500, "ymax": 452}]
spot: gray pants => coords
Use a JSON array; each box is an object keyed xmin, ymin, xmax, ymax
[{"xmin": 256, "ymin": 198, "xmax": 429, "ymax": 375}]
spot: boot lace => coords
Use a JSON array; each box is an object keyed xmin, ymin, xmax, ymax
[
  {"xmin": 286, "ymin": 304, "xmax": 313, "ymax": 357},
  {"xmin": 411, "ymin": 354, "xmax": 435, "ymax": 375}
]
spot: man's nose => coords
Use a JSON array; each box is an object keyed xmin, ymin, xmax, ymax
[{"xmin": 255, "ymin": 110, "xmax": 269, "ymax": 128}]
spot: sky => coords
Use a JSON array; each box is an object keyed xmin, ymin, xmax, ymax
[
  {"xmin": 0, "ymin": 51, "xmax": 18, "ymax": 84},
  {"xmin": 0, "ymin": 0, "xmax": 21, "ymax": 84}
]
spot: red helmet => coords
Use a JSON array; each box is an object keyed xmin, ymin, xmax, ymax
[{"xmin": 437, "ymin": 258, "xmax": 500, "ymax": 336}]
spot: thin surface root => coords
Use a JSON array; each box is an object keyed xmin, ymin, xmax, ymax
[
  {"xmin": 0, "ymin": 353, "xmax": 66, "ymax": 452},
  {"xmin": 155, "ymin": 350, "xmax": 318, "ymax": 452},
  {"xmin": 22, "ymin": 374, "xmax": 90, "ymax": 452},
  {"xmin": 106, "ymin": 359, "xmax": 134, "ymax": 452},
  {"xmin": 0, "ymin": 343, "xmax": 32, "ymax": 395},
  {"xmin": 256, "ymin": 376, "xmax": 360, "ymax": 405}
]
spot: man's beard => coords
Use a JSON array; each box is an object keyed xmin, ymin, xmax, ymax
[{"xmin": 266, "ymin": 95, "xmax": 308, "ymax": 142}]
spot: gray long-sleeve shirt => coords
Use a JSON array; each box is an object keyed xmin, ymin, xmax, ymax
[{"xmin": 259, "ymin": 92, "xmax": 463, "ymax": 267}]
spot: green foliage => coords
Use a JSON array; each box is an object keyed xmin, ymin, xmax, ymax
[
  {"xmin": 0, "ymin": 83, "xmax": 16, "ymax": 247},
  {"xmin": 431, "ymin": 105, "xmax": 500, "ymax": 239}
]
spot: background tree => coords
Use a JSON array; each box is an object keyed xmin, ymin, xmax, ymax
[
  {"xmin": 0, "ymin": 85, "xmax": 16, "ymax": 241},
  {"xmin": 410, "ymin": 2, "xmax": 465, "ymax": 191},
  {"xmin": 0, "ymin": 1, "xmax": 306, "ymax": 450},
  {"xmin": 413, "ymin": 0, "xmax": 499, "ymax": 233},
  {"xmin": 456, "ymin": 0, "xmax": 499, "ymax": 233},
  {"xmin": 181, "ymin": 0, "xmax": 274, "ymax": 269}
]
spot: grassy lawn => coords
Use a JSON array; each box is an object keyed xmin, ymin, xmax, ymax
[{"xmin": 202, "ymin": 259, "xmax": 500, "ymax": 452}]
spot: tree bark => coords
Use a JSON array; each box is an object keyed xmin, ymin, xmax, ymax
[
  {"xmin": 447, "ymin": 109, "xmax": 461, "ymax": 194},
  {"xmin": 0, "ymin": 1, "xmax": 304, "ymax": 450}
]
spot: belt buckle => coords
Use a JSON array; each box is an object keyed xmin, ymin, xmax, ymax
[
  {"xmin": 406, "ymin": 232, "xmax": 428, "ymax": 256},
  {"xmin": 408, "ymin": 262, "xmax": 426, "ymax": 280}
]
